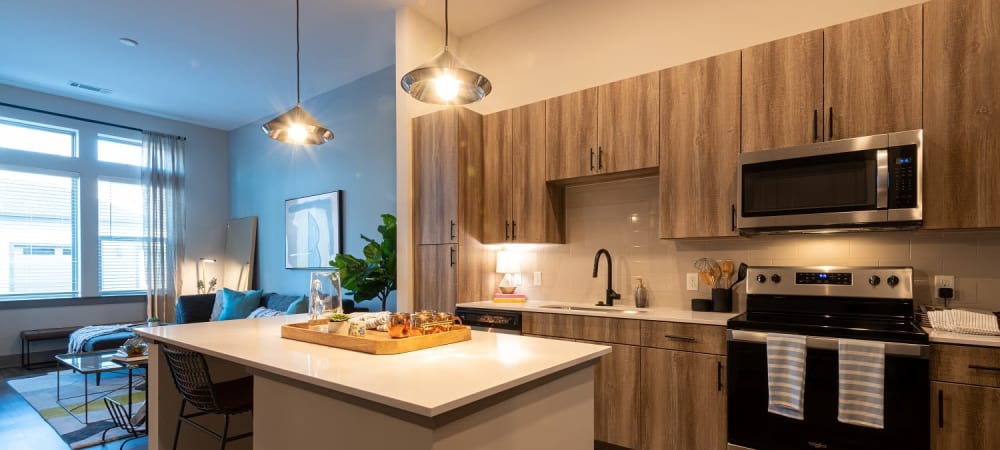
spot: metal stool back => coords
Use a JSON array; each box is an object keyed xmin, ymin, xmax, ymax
[
  {"xmin": 161, "ymin": 345, "xmax": 252, "ymax": 450},
  {"xmin": 102, "ymin": 397, "xmax": 146, "ymax": 449}
]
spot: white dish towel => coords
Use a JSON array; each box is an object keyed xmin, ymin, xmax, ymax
[
  {"xmin": 838, "ymin": 339, "xmax": 886, "ymax": 429},
  {"xmin": 927, "ymin": 309, "xmax": 1000, "ymax": 336},
  {"xmin": 766, "ymin": 333, "xmax": 807, "ymax": 420}
]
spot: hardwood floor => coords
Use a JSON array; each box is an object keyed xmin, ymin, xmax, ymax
[{"xmin": 0, "ymin": 365, "xmax": 148, "ymax": 450}]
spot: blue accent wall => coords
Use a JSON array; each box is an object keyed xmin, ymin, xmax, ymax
[{"xmin": 228, "ymin": 66, "xmax": 397, "ymax": 311}]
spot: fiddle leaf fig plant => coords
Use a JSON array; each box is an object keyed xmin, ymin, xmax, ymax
[{"xmin": 330, "ymin": 214, "xmax": 397, "ymax": 311}]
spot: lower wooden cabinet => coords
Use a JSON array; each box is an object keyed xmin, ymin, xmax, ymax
[
  {"xmin": 931, "ymin": 381, "xmax": 1000, "ymax": 449},
  {"xmin": 641, "ymin": 347, "xmax": 727, "ymax": 450},
  {"xmin": 591, "ymin": 342, "xmax": 641, "ymax": 449}
]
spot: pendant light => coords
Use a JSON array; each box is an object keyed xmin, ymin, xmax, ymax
[
  {"xmin": 262, "ymin": 0, "xmax": 333, "ymax": 145},
  {"xmin": 400, "ymin": 0, "xmax": 492, "ymax": 105}
]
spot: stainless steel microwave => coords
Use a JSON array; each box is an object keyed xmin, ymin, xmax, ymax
[{"xmin": 737, "ymin": 129, "xmax": 922, "ymax": 233}]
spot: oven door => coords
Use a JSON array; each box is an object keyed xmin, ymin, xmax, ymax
[{"xmin": 727, "ymin": 332, "xmax": 929, "ymax": 450}]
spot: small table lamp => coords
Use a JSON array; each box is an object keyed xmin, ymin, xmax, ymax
[{"xmin": 495, "ymin": 250, "xmax": 521, "ymax": 294}]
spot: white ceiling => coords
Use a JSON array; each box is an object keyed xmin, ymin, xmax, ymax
[{"xmin": 0, "ymin": 0, "xmax": 549, "ymax": 131}]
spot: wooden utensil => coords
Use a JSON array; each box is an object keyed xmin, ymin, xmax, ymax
[
  {"xmin": 699, "ymin": 271, "xmax": 714, "ymax": 288},
  {"xmin": 721, "ymin": 260, "xmax": 734, "ymax": 288}
]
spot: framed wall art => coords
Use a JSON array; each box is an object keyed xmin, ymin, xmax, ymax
[{"xmin": 285, "ymin": 190, "xmax": 343, "ymax": 269}]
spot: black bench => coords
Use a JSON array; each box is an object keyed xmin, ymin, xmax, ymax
[{"xmin": 20, "ymin": 326, "xmax": 80, "ymax": 368}]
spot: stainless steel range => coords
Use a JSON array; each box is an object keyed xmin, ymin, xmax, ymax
[{"xmin": 726, "ymin": 266, "xmax": 929, "ymax": 450}]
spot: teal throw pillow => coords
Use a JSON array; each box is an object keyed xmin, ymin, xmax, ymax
[
  {"xmin": 218, "ymin": 288, "xmax": 263, "ymax": 321},
  {"xmin": 285, "ymin": 296, "xmax": 308, "ymax": 314}
]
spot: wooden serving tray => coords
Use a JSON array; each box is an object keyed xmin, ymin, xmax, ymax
[{"xmin": 280, "ymin": 322, "xmax": 471, "ymax": 355}]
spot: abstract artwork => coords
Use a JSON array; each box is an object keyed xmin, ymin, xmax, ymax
[{"xmin": 285, "ymin": 190, "xmax": 343, "ymax": 269}]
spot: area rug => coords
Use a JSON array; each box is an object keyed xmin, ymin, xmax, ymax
[{"xmin": 6, "ymin": 369, "xmax": 146, "ymax": 449}]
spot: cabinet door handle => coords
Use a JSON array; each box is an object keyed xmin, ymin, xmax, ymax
[
  {"xmin": 664, "ymin": 334, "xmax": 696, "ymax": 342},
  {"xmin": 828, "ymin": 107, "xmax": 833, "ymax": 140},
  {"xmin": 450, "ymin": 247, "xmax": 456, "ymax": 267},
  {"xmin": 813, "ymin": 109, "xmax": 819, "ymax": 142},
  {"xmin": 969, "ymin": 364, "xmax": 1000, "ymax": 372},
  {"xmin": 589, "ymin": 148, "xmax": 595, "ymax": 171},
  {"xmin": 717, "ymin": 361, "xmax": 723, "ymax": 392},
  {"xmin": 598, "ymin": 146, "xmax": 603, "ymax": 170},
  {"xmin": 731, "ymin": 204, "xmax": 737, "ymax": 232},
  {"xmin": 938, "ymin": 389, "xmax": 944, "ymax": 428},
  {"xmin": 511, "ymin": 221, "xmax": 517, "ymax": 240},
  {"xmin": 450, "ymin": 220, "xmax": 456, "ymax": 241},
  {"xmin": 505, "ymin": 221, "xmax": 510, "ymax": 241}
]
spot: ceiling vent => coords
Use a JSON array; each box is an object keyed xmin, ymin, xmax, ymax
[{"xmin": 68, "ymin": 81, "xmax": 112, "ymax": 94}]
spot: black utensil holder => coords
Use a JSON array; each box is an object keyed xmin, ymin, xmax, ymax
[{"xmin": 712, "ymin": 288, "xmax": 732, "ymax": 312}]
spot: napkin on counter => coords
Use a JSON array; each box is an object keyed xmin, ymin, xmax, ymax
[{"xmin": 927, "ymin": 309, "xmax": 1000, "ymax": 336}]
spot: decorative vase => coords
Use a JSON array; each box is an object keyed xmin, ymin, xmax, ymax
[{"xmin": 309, "ymin": 271, "xmax": 343, "ymax": 320}]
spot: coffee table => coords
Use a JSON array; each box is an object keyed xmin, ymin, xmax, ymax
[{"xmin": 55, "ymin": 350, "xmax": 147, "ymax": 424}]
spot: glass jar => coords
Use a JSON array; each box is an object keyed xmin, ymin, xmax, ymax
[{"xmin": 309, "ymin": 271, "xmax": 343, "ymax": 320}]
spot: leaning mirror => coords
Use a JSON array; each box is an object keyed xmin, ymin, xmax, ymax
[{"xmin": 224, "ymin": 216, "xmax": 257, "ymax": 290}]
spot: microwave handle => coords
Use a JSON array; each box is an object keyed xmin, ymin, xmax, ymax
[{"xmin": 876, "ymin": 149, "xmax": 888, "ymax": 209}]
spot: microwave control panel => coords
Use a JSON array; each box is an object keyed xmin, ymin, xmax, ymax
[{"xmin": 888, "ymin": 145, "xmax": 918, "ymax": 209}]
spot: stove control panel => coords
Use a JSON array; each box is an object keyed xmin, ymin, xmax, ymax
[{"xmin": 746, "ymin": 266, "xmax": 914, "ymax": 299}]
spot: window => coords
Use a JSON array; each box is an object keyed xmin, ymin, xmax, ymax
[
  {"xmin": 98, "ymin": 180, "xmax": 147, "ymax": 294},
  {"xmin": 0, "ymin": 117, "xmax": 76, "ymax": 157},
  {"xmin": 0, "ymin": 168, "xmax": 79, "ymax": 299},
  {"xmin": 98, "ymin": 135, "xmax": 143, "ymax": 166}
]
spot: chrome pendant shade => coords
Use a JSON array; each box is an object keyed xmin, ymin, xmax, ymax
[
  {"xmin": 262, "ymin": 104, "xmax": 333, "ymax": 145},
  {"xmin": 261, "ymin": 0, "xmax": 332, "ymax": 145},
  {"xmin": 401, "ymin": 0, "xmax": 491, "ymax": 105}
]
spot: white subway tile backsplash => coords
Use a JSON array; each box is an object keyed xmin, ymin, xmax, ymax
[{"xmin": 500, "ymin": 177, "xmax": 1000, "ymax": 312}]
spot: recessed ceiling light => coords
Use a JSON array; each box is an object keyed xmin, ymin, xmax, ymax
[{"xmin": 119, "ymin": 37, "xmax": 139, "ymax": 47}]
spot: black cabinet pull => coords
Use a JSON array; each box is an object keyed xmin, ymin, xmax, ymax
[
  {"xmin": 938, "ymin": 389, "xmax": 944, "ymax": 428},
  {"xmin": 449, "ymin": 220, "xmax": 456, "ymax": 240},
  {"xmin": 664, "ymin": 334, "xmax": 696, "ymax": 342},
  {"xmin": 589, "ymin": 148, "xmax": 595, "ymax": 171},
  {"xmin": 598, "ymin": 146, "xmax": 604, "ymax": 170},
  {"xmin": 505, "ymin": 221, "xmax": 510, "ymax": 241},
  {"xmin": 717, "ymin": 361, "xmax": 723, "ymax": 392},
  {"xmin": 828, "ymin": 107, "xmax": 833, "ymax": 140},
  {"xmin": 969, "ymin": 364, "xmax": 1000, "ymax": 372},
  {"xmin": 813, "ymin": 109, "xmax": 818, "ymax": 142},
  {"xmin": 731, "ymin": 204, "xmax": 736, "ymax": 232},
  {"xmin": 450, "ymin": 247, "xmax": 456, "ymax": 267},
  {"xmin": 511, "ymin": 221, "xmax": 517, "ymax": 240}
]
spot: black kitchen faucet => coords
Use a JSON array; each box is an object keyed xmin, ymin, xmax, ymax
[{"xmin": 592, "ymin": 248, "xmax": 621, "ymax": 307}]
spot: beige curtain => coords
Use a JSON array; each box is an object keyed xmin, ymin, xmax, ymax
[{"xmin": 142, "ymin": 131, "xmax": 186, "ymax": 323}]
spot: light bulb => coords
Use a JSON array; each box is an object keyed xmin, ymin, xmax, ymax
[
  {"xmin": 433, "ymin": 72, "xmax": 460, "ymax": 102},
  {"xmin": 288, "ymin": 123, "xmax": 308, "ymax": 142}
]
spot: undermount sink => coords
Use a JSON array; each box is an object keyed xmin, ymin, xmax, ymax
[{"xmin": 538, "ymin": 305, "xmax": 647, "ymax": 314}]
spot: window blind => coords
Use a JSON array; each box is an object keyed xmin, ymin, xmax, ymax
[{"xmin": 98, "ymin": 179, "xmax": 147, "ymax": 294}]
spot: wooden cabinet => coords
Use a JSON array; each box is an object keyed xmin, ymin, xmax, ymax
[
  {"xmin": 639, "ymin": 320, "xmax": 727, "ymax": 355},
  {"xmin": 412, "ymin": 108, "xmax": 483, "ymax": 245},
  {"xmin": 412, "ymin": 108, "xmax": 486, "ymax": 309},
  {"xmin": 931, "ymin": 343, "xmax": 1000, "ymax": 388},
  {"xmin": 659, "ymin": 51, "xmax": 741, "ymax": 239},
  {"xmin": 483, "ymin": 102, "xmax": 564, "ymax": 244},
  {"xmin": 824, "ymin": 5, "xmax": 922, "ymax": 140},
  {"xmin": 931, "ymin": 381, "xmax": 1000, "ymax": 450},
  {"xmin": 522, "ymin": 312, "xmax": 641, "ymax": 345},
  {"xmin": 922, "ymin": 0, "xmax": 1000, "ymax": 229},
  {"xmin": 742, "ymin": 6, "xmax": 922, "ymax": 151},
  {"xmin": 592, "ymin": 342, "xmax": 641, "ymax": 449},
  {"xmin": 641, "ymin": 347, "xmax": 726, "ymax": 450},
  {"xmin": 546, "ymin": 73, "xmax": 658, "ymax": 181},
  {"xmin": 741, "ymin": 30, "xmax": 824, "ymax": 152}
]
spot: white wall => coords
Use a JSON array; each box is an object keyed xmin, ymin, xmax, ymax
[
  {"xmin": 456, "ymin": 0, "xmax": 927, "ymax": 114},
  {"xmin": 0, "ymin": 83, "xmax": 229, "ymax": 361}
]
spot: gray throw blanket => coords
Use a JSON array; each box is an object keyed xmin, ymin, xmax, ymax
[{"xmin": 68, "ymin": 324, "xmax": 135, "ymax": 353}]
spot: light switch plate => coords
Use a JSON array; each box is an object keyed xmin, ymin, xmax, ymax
[
  {"xmin": 686, "ymin": 273, "xmax": 699, "ymax": 291},
  {"xmin": 533, "ymin": 272, "xmax": 542, "ymax": 286}
]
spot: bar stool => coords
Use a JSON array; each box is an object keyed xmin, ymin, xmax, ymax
[{"xmin": 161, "ymin": 345, "xmax": 253, "ymax": 450}]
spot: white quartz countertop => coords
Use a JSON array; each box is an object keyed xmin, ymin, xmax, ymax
[
  {"xmin": 927, "ymin": 328, "xmax": 1000, "ymax": 348},
  {"xmin": 458, "ymin": 300, "xmax": 739, "ymax": 326},
  {"xmin": 134, "ymin": 315, "xmax": 610, "ymax": 417}
]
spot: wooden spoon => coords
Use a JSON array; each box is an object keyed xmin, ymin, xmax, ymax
[
  {"xmin": 699, "ymin": 271, "xmax": 714, "ymax": 289},
  {"xmin": 721, "ymin": 260, "xmax": 734, "ymax": 288}
]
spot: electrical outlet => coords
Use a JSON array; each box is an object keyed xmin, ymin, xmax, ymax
[
  {"xmin": 533, "ymin": 271, "xmax": 542, "ymax": 286},
  {"xmin": 686, "ymin": 273, "xmax": 699, "ymax": 291},
  {"xmin": 934, "ymin": 275, "xmax": 955, "ymax": 300}
]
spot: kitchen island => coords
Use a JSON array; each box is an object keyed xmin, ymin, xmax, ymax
[{"xmin": 134, "ymin": 314, "xmax": 610, "ymax": 450}]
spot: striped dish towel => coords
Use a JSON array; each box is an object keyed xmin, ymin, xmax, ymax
[
  {"xmin": 838, "ymin": 339, "xmax": 885, "ymax": 429},
  {"xmin": 927, "ymin": 309, "xmax": 1000, "ymax": 336},
  {"xmin": 766, "ymin": 333, "xmax": 807, "ymax": 420}
]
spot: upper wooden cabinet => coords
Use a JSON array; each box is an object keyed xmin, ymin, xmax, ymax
[
  {"xmin": 483, "ymin": 103, "xmax": 565, "ymax": 244},
  {"xmin": 659, "ymin": 51, "xmax": 741, "ymax": 239},
  {"xmin": 824, "ymin": 5, "xmax": 922, "ymax": 140},
  {"xmin": 742, "ymin": 6, "xmax": 922, "ymax": 152},
  {"xmin": 412, "ymin": 108, "xmax": 483, "ymax": 245},
  {"xmin": 742, "ymin": 30, "xmax": 825, "ymax": 152},
  {"xmin": 546, "ymin": 73, "xmax": 658, "ymax": 181},
  {"xmin": 922, "ymin": 0, "xmax": 1000, "ymax": 229}
]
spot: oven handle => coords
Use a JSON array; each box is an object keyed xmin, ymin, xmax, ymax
[{"xmin": 727, "ymin": 329, "xmax": 929, "ymax": 359}]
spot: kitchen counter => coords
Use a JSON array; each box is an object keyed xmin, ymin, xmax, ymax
[
  {"xmin": 136, "ymin": 315, "xmax": 609, "ymax": 450},
  {"xmin": 459, "ymin": 300, "xmax": 739, "ymax": 326},
  {"xmin": 927, "ymin": 328, "xmax": 1000, "ymax": 348}
]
